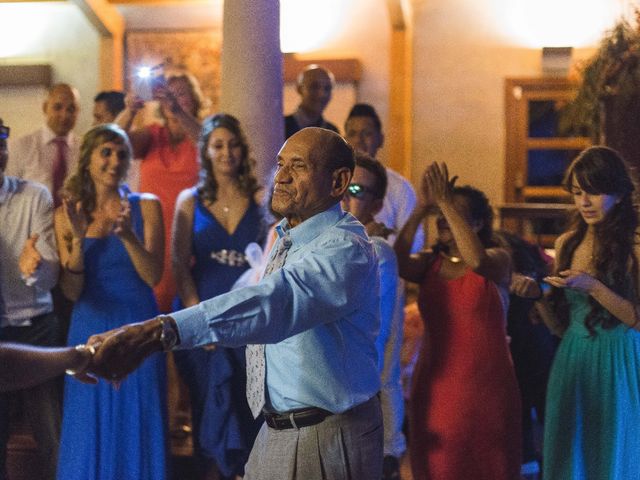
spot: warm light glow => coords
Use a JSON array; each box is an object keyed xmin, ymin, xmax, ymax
[
  {"xmin": 505, "ymin": 0, "xmax": 628, "ymax": 48},
  {"xmin": 0, "ymin": 3, "xmax": 57, "ymax": 58},
  {"xmin": 280, "ymin": 0, "xmax": 349, "ymax": 53},
  {"xmin": 136, "ymin": 66, "xmax": 153, "ymax": 79}
]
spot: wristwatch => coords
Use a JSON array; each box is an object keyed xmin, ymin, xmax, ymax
[{"xmin": 158, "ymin": 315, "xmax": 179, "ymax": 352}]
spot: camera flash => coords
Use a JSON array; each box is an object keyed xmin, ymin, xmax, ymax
[{"xmin": 137, "ymin": 66, "xmax": 153, "ymax": 79}]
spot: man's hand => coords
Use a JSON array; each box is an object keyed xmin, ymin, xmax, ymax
[
  {"xmin": 510, "ymin": 273, "xmax": 542, "ymax": 299},
  {"xmin": 87, "ymin": 319, "xmax": 163, "ymax": 383},
  {"xmin": 365, "ymin": 221, "xmax": 394, "ymax": 239},
  {"xmin": 19, "ymin": 234, "xmax": 42, "ymax": 277}
]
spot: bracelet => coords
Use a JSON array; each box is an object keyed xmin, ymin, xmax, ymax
[
  {"xmin": 65, "ymin": 344, "xmax": 96, "ymax": 376},
  {"xmin": 65, "ymin": 262, "xmax": 85, "ymax": 275}
]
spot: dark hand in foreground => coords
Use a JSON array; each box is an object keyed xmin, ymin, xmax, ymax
[{"xmin": 86, "ymin": 319, "xmax": 162, "ymax": 383}]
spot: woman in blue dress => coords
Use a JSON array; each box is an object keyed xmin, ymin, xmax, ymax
[
  {"xmin": 172, "ymin": 113, "xmax": 265, "ymax": 479},
  {"xmin": 543, "ymin": 146, "xmax": 640, "ymax": 479},
  {"xmin": 54, "ymin": 124, "xmax": 167, "ymax": 479}
]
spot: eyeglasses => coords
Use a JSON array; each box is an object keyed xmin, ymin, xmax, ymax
[
  {"xmin": 347, "ymin": 183, "xmax": 376, "ymax": 199},
  {"xmin": 0, "ymin": 124, "xmax": 9, "ymax": 140}
]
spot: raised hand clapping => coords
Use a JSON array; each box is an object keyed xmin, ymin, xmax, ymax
[
  {"xmin": 62, "ymin": 196, "xmax": 88, "ymax": 240},
  {"xmin": 424, "ymin": 162, "xmax": 458, "ymax": 206}
]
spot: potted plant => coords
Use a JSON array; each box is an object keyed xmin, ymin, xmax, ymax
[{"xmin": 560, "ymin": 11, "xmax": 640, "ymax": 150}]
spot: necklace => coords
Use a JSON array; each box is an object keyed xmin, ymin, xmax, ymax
[{"xmin": 222, "ymin": 205, "xmax": 230, "ymax": 215}]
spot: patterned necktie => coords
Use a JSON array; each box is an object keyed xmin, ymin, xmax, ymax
[
  {"xmin": 52, "ymin": 137, "xmax": 67, "ymax": 208},
  {"xmin": 246, "ymin": 235, "xmax": 292, "ymax": 418}
]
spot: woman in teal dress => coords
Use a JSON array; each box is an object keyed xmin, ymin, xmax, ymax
[
  {"xmin": 54, "ymin": 124, "xmax": 167, "ymax": 479},
  {"xmin": 543, "ymin": 146, "xmax": 640, "ymax": 479}
]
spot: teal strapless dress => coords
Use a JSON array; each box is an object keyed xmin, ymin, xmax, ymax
[{"xmin": 543, "ymin": 290, "xmax": 640, "ymax": 479}]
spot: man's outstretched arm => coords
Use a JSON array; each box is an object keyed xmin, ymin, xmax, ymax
[{"xmin": 0, "ymin": 342, "xmax": 94, "ymax": 392}]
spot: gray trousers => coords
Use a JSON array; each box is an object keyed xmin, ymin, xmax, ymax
[{"xmin": 244, "ymin": 395, "xmax": 383, "ymax": 480}]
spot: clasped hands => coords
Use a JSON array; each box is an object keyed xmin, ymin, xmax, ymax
[
  {"xmin": 69, "ymin": 318, "xmax": 162, "ymax": 385},
  {"xmin": 417, "ymin": 162, "xmax": 459, "ymax": 213}
]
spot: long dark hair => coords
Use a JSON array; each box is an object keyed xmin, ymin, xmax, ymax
[
  {"xmin": 63, "ymin": 123, "xmax": 131, "ymax": 222},
  {"xmin": 196, "ymin": 113, "xmax": 260, "ymax": 204},
  {"xmin": 551, "ymin": 146, "xmax": 639, "ymax": 335}
]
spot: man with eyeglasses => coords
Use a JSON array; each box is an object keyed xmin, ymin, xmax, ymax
[
  {"xmin": 342, "ymin": 153, "xmax": 406, "ymax": 480},
  {"xmin": 0, "ymin": 119, "xmax": 62, "ymax": 480}
]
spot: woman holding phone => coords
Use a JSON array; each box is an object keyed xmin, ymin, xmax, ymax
[
  {"xmin": 543, "ymin": 146, "xmax": 640, "ymax": 479},
  {"xmin": 117, "ymin": 69, "xmax": 204, "ymax": 313}
]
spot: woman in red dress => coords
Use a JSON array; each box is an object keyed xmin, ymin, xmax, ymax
[{"xmin": 395, "ymin": 162, "xmax": 521, "ymax": 480}]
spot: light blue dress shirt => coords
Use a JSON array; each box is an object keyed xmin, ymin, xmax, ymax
[
  {"xmin": 0, "ymin": 176, "xmax": 59, "ymax": 326},
  {"xmin": 173, "ymin": 203, "xmax": 381, "ymax": 413}
]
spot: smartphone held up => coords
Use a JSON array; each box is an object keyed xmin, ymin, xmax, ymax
[{"xmin": 134, "ymin": 63, "xmax": 166, "ymax": 101}]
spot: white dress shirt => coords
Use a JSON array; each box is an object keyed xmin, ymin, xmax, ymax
[
  {"xmin": 376, "ymin": 167, "xmax": 424, "ymax": 252},
  {"xmin": 7, "ymin": 126, "xmax": 79, "ymax": 196}
]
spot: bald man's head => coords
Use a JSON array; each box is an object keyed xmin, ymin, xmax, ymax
[
  {"xmin": 296, "ymin": 65, "xmax": 334, "ymax": 118},
  {"xmin": 272, "ymin": 127, "xmax": 354, "ymax": 227},
  {"xmin": 43, "ymin": 83, "xmax": 80, "ymax": 137}
]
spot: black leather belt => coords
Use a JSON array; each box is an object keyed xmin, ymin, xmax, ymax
[{"xmin": 262, "ymin": 407, "xmax": 332, "ymax": 430}]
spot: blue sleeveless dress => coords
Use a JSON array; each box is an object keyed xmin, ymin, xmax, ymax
[
  {"xmin": 57, "ymin": 194, "xmax": 167, "ymax": 480},
  {"xmin": 173, "ymin": 195, "xmax": 264, "ymax": 477},
  {"xmin": 544, "ymin": 290, "xmax": 640, "ymax": 479}
]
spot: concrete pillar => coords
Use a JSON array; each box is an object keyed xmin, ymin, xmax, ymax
[{"xmin": 220, "ymin": 0, "xmax": 283, "ymax": 191}]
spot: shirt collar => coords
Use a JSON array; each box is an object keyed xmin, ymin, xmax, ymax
[
  {"xmin": 0, "ymin": 175, "xmax": 15, "ymax": 204},
  {"xmin": 276, "ymin": 203, "xmax": 345, "ymax": 246},
  {"xmin": 42, "ymin": 125, "xmax": 73, "ymax": 146}
]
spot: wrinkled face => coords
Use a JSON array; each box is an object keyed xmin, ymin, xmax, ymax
[
  {"xmin": 167, "ymin": 77, "xmax": 197, "ymax": 116},
  {"xmin": 207, "ymin": 127, "xmax": 243, "ymax": 179},
  {"xmin": 344, "ymin": 116, "xmax": 383, "ymax": 158},
  {"xmin": 44, "ymin": 86, "xmax": 79, "ymax": 136},
  {"xmin": 298, "ymin": 68, "xmax": 333, "ymax": 117},
  {"xmin": 570, "ymin": 180, "xmax": 618, "ymax": 225},
  {"xmin": 88, "ymin": 140, "xmax": 129, "ymax": 188},
  {"xmin": 271, "ymin": 131, "xmax": 335, "ymax": 226},
  {"xmin": 342, "ymin": 166, "xmax": 380, "ymax": 224},
  {"xmin": 92, "ymin": 100, "xmax": 115, "ymax": 125}
]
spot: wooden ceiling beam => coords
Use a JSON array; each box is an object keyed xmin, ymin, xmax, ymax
[
  {"xmin": 106, "ymin": 0, "xmax": 211, "ymax": 4},
  {"xmin": 70, "ymin": 0, "xmax": 125, "ymax": 89},
  {"xmin": 386, "ymin": 0, "xmax": 406, "ymax": 30},
  {"xmin": 71, "ymin": 0, "xmax": 124, "ymax": 37}
]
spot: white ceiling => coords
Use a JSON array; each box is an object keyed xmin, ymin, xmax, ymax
[{"xmin": 114, "ymin": 1, "xmax": 223, "ymax": 30}]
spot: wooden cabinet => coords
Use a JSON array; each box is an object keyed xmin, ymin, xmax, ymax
[{"xmin": 502, "ymin": 78, "xmax": 592, "ymax": 246}]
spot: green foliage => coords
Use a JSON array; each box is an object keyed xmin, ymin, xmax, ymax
[{"xmin": 560, "ymin": 18, "xmax": 640, "ymax": 140}]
